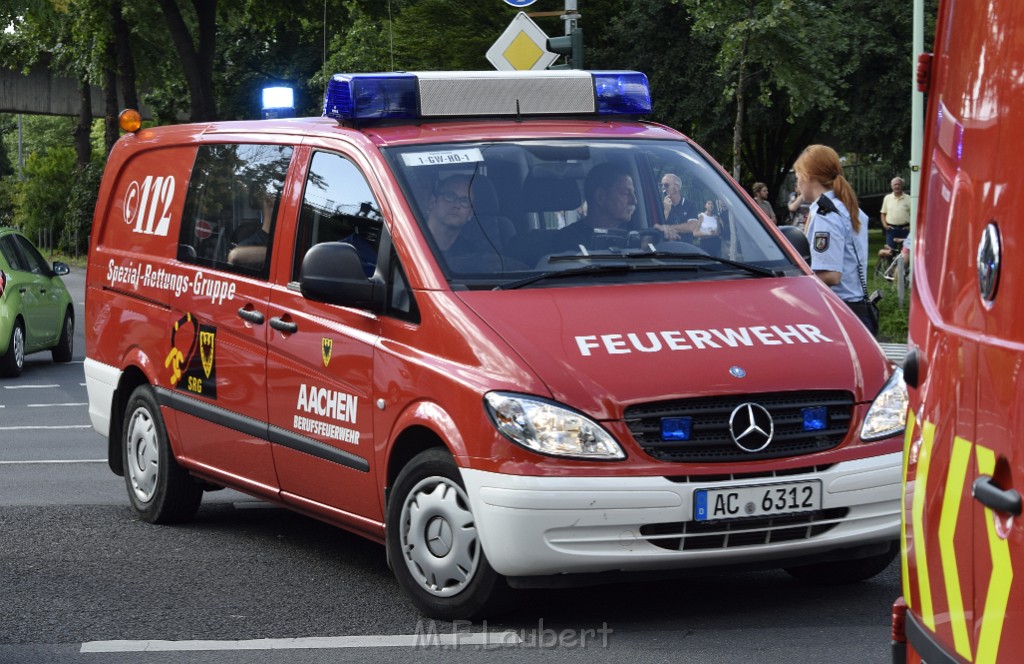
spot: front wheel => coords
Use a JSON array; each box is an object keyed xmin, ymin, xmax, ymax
[
  {"xmin": 386, "ymin": 448, "xmax": 511, "ymax": 620},
  {"xmin": 785, "ymin": 542, "xmax": 898, "ymax": 585},
  {"xmin": 122, "ymin": 385, "xmax": 202, "ymax": 523},
  {"xmin": 52, "ymin": 309, "xmax": 73, "ymax": 363}
]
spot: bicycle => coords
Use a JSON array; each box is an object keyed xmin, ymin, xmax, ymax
[{"xmin": 873, "ymin": 239, "xmax": 910, "ymax": 306}]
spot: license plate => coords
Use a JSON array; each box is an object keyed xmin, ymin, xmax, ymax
[{"xmin": 694, "ymin": 480, "xmax": 822, "ymax": 521}]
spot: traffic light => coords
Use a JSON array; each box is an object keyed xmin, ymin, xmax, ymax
[{"xmin": 547, "ymin": 27, "xmax": 583, "ymax": 70}]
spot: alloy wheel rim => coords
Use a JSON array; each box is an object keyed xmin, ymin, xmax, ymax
[{"xmin": 13, "ymin": 326, "xmax": 24, "ymax": 368}]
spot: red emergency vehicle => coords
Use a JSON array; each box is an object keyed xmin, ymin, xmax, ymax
[
  {"xmin": 85, "ymin": 70, "xmax": 907, "ymax": 619},
  {"xmin": 891, "ymin": 0, "xmax": 1024, "ymax": 661}
]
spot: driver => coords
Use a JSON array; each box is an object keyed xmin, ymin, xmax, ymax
[{"xmin": 552, "ymin": 161, "xmax": 638, "ymax": 252}]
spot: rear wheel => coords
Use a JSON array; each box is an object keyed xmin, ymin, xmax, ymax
[
  {"xmin": 785, "ymin": 542, "xmax": 898, "ymax": 584},
  {"xmin": 0, "ymin": 321, "xmax": 25, "ymax": 377},
  {"xmin": 122, "ymin": 385, "xmax": 202, "ymax": 523},
  {"xmin": 386, "ymin": 448, "xmax": 511, "ymax": 620},
  {"xmin": 52, "ymin": 309, "xmax": 73, "ymax": 363}
]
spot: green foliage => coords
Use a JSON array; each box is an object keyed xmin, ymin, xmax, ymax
[
  {"xmin": 867, "ymin": 229, "xmax": 909, "ymax": 342},
  {"xmin": 0, "ymin": 116, "xmax": 13, "ymax": 178},
  {"xmin": 0, "ymin": 0, "xmax": 934, "ymax": 282},
  {"xmin": 62, "ymin": 161, "xmax": 103, "ymax": 254},
  {"xmin": 12, "ymin": 145, "xmax": 77, "ymax": 240}
]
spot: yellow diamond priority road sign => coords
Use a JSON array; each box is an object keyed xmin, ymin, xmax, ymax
[{"xmin": 486, "ymin": 12, "xmax": 558, "ymax": 71}]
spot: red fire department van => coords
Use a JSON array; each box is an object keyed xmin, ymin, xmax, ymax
[
  {"xmin": 85, "ymin": 70, "xmax": 907, "ymax": 619},
  {"xmin": 892, "ymin": 0, "xmax": 1024, "ymax": 661}
]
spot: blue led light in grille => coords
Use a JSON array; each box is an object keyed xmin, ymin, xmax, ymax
[
  {"xmin": 802, "ymin": 406, "xmax": 828, "ymax": 431},
  {"xmin": 661, "ymin": 417, "xmax": 693, "ymax": 441}
]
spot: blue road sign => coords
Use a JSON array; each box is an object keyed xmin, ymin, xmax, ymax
[{"xmin": 503, "ymin": 0, "xmax": 538, "ymax": 6}]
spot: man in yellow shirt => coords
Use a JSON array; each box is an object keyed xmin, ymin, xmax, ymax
[{"xmin": 880, "ymin": 176, "xmax": 911, "ymax": 250}]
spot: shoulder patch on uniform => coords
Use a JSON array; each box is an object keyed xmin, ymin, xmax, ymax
[{"xmin": 813, "ymin": 232, "xmax": 830, "ymax": 253}]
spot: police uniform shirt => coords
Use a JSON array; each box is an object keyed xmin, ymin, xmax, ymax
[{"xmin": 806, "ymin": 191, "xmax": 869, "ymax": 302}]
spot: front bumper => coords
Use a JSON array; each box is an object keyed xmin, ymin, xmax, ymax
[{"xmin": 461, "ymin": 451, "xmax": 901, "ymax": 577}]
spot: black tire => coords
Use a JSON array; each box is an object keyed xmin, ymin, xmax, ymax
[
  {"xmin": 785, "ymin": 542, "xmax": 898, "ymax": 585},
  {"xmin": 386, "ymin": 448, "xmax": 512, "ymax": 620},
  {"xmin": 873, "ymin": 254, "xmax": 889, "ymax": 280},
  {"xmin": 121, "ymin": 385, "xmax": 202, "ymax": 524},
  {"xmin": 0, "ymin": 320, "xmax": 25, "ymax": 378},
  {"xmin": 52, "ymin": 309, "xmax": 73, "ymax": 363}
]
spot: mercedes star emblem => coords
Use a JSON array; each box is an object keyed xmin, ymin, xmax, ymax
[{"xmin": 729, "ymin": 403, "xmax": 774, "ymax": 452}]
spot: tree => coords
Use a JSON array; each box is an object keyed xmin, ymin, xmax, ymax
[
  {"xmin": 154, "ymin": 0, "xmax": 218, "ymax": 121},
  {"xmin": 680, "ymin": 0, "xmax": 853, "ymax": 183}
]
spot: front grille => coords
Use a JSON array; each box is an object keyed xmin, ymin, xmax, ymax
[
  {"xmin": 639, "ymin": 508, "xmax": 849, "ymax": 551},
  {"xmin": 625, "ymin": 391, "xmax": 854, "ymax": 463}
]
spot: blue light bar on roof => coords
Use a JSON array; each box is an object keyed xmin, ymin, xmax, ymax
[
  {"xmin": 322, "ymin": 71, "xmax": 652, "ymax": 122},
  {"xmin": 322, "ymin": 73, "xmax": 419, "ymax": 121},
  {"xmin": 593, "ymin": 71, "xmax": 652, "ymax": 115}
]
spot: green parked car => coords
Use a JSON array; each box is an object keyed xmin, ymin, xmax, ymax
[{"xmin": 0, "ymin": 228, "xmax": 74, "ymax": 377}]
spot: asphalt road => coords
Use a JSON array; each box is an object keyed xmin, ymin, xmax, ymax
[{"xmin": 0, "ymin": 266, "xmax": 902, "ymax": 664}]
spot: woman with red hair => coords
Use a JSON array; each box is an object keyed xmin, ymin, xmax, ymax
[{"xmin": 794, "ymin": 145, "xmax": 875, "ymax": 334}]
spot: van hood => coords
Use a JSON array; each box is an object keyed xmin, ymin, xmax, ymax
[{"xmin": 455, "ymin": 277, "xmax": 889, "ymax": 420}]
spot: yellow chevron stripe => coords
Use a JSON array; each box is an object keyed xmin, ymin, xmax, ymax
[
  {"xmin": 913, "ymin": 420, "xmax": 937, "ymax": 630},
  {"xmin": 901, "ymin": 409, "xmax": 917, "ymax": 604},
  {"xmin": 939, "ymin": 436, "xmax": 972, "ymax": 660},
  {"xmin": 975, "ymin": 445, "xmax": 1012, "ymax": 664}
]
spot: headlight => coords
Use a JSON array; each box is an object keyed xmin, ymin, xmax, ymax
[
  {"xmin": 483, "ymin": 392, "xmax": 626, "ymax": 460},
  {"xmin": 860, "ymin": 366, "xmax": 908, "ymax": 441}
]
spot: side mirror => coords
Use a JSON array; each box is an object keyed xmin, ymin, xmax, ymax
[
  {"xmin": 779, "ymin": 225, "xmax": 811, "ymax": 264},
  {"xmin": 300, "ymin": 242, "xmax": 384, "ymax": 312},
  {"xmin": 52, "ymin": 261, "xmax": 71, "ymax": 276}
]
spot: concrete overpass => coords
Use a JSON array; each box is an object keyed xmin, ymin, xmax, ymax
[{"xmin": 1, "ymin": 62, "xmax": 151, "ymax": 118}]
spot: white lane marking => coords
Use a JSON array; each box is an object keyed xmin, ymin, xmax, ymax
[
  {"xmin": 0, "ymin": 459, "xmax": 105, "ymax": 465},
  {"xmin": 0, "ymin": 425, "xmax": 92, "ymax": 431},
  {"xmin": 27, "ymin": 403, "xmax": 88, "ymax": 407},
  {"xmin": 3, "ymin": 384, "xmax": 59, "ymax": 389},
  {"xmin": 81, "ymin": 633, "xmax": 523, "ymax": 652}
]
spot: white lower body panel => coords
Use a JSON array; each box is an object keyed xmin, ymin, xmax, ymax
[{"xmin": 461, "ymin": 451, "xmax": 902, "ymax": 577}]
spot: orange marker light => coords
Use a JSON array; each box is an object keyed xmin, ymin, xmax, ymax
[{"xmin": 118, "ymin": 109, "xmax": 142, "ymax": 133}]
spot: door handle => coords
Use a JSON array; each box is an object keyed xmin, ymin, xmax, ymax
[
  {"xmin": 269, "ymin": 316, "xmax": 298, "ymax": 334},
  {"xmin": 237, "ymin": 307, "xmax": 265, "ymax": 325},
  {"xmin": 972, "ymin": 476, "xmax": 1022, "ymax": 516}
]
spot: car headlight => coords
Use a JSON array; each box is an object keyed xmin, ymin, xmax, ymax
[
  {"xmin": 860, "ymin": 366, "xmax": 908, "ymax": 441},
  {"xmin": 483, "ymin": 392, "xmax": 626, "ymax": 460}
]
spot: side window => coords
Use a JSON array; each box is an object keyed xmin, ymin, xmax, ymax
[
  {"xmin": 13, "ymin": 236, "xmax": 50, "ymax": 275},
  {"xmin": 178, "ymin": 143, "xmax": 294, "ymax": 279},
  {"xmin": 387, "ymin": 249, "xmax": 418, "ymax": 322},
  {"xmin": 0, "ymin": 236, "xmax": 28, "ymax": 272},
  {"xmin": 292, "ymin": 151, "xmax": 383, "ymax": 281}
]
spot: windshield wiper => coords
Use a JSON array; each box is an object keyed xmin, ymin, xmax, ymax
[
  {"xmin": 496, "ymin": 262, "xmax": 697, "ymax": 290},
  {"xmin": 618, "ymin": 251, "xmax": 786, "ymax": 278}
]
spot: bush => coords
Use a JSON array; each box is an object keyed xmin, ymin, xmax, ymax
[
  {"xmin": 866, "ymin": 229, "xmax": 910, "ymax": 342},
  {"xmin": 62, "ymin": 162, "xmax": 103, "ymax": 256},
  {"xmin": 12, "ymin": 146, "xmax": 77, "ymax": 249}
]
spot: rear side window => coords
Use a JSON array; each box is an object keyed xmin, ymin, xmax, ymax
[
  {"xmin": 12, "ymin": 235, "xmax": 51, "ymax": 275},
  {"xmin": 0, "ymin": 235, "xmax": 27, "ymax": 272},
  {"xmin": 177, "ymin": 143, "xmax": 294, "ymax": 279}
]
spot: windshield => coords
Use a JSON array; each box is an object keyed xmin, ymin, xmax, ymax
[{"xmin": 382, "ymin": 139, "xmax": 797, "ymax": 289}]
